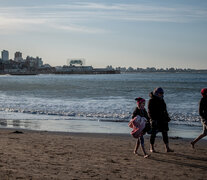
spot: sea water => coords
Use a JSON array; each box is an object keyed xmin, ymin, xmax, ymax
[{"xmin": 0, "ymin": 73, "xmax": 206, "ymax": 139}]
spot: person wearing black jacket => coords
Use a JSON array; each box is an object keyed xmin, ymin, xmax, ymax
[
  {"xmin": 148, "ymin": 87, "xmax": 173, "ymax": 153},
  {"xmin": 191, "ymin": 88, "xmax": 207, "ymax": 148}
]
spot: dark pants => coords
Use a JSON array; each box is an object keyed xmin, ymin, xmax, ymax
[
  {"xmin": 139, "ymin": 135, "xmax": 144, "ymax": 146},
  {"xmin": 150, "ymin": 131, "xmax": 169, "ymax": 145}
]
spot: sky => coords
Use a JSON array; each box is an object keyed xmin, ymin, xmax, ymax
[{"xmin": 0, "ymin": 0, "xmax": 207, "ymax": 69}]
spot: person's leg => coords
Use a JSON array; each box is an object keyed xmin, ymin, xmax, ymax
[
  {"xmin": 140, "ymin": 136, "xmax": 150, "ymax": 158},
  {"xmin": 162, "ymin": 131, "xmax": 174, "ymax": 152},
  {"xmin": 134, "ymin": 138, "xmax": 140, "ymax": 154},
  {"xmin": 191, "ymin": 133, "xmax": 206, "ymax": 149},
  {"xmin": 150, "ymin": 131, "xmax": 156, "ymax": 152},
  {"xmin": 150, "ymin": 120, "xmax": 157, "ymax": 152},
  {"xmin": 191, "ymin": 124, "xmax": 207, "ymax": 149}
]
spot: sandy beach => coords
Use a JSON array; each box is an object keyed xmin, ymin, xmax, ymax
[{"xmin": 0, "ymin": 129, "xmax": 206, "ymax": 180}]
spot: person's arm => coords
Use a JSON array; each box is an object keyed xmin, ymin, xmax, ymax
[
  {"xmin": 164, "ymin": 111, "xmax": 171, "ymax": 122},
  {"xmin": 148, "ymin": 99, "xmax": 156, "ymax": 120},
  {"xmin": 132, "ymin": 107, "xmax": 138, "ymax": 119},
  {"xmin": 199, "ymin": 98, "xmax": 204, "ymax": 119},
  {"xmin": 144, "ymin": 109, "xmax": 150, "ymax": 121},
  {"xmin": 163, "ymin": 101, "xmax": 171, "ymax": 122}
]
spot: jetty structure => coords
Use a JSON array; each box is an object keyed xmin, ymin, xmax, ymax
[
  {"xmin": 0, "ymin": 50, "xmax": 120, "ymax": 75},
  {"xmin": 55, "ymin": 58, "xmax": 119, "ymax": 74}
]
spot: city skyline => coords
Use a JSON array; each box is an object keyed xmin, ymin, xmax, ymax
[
  {"xmin": 1, "ymin": 49, "xmax": 42, "ymax": 62},
  {"xmin": 0, "ymin": 0, "xmax": 207, "ymax": 69}
]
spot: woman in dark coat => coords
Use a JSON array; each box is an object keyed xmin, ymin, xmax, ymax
[{"xmin": 148, "ymin": 87, "xmax": 173, "ymax": 152}]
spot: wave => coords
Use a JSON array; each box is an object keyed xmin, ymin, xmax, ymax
[
  {"xmin": 0, "ymin": 107, "xmax": 130, "ymax": 120},
  {"xmin": 0, "ymin": 107, "xmax": 202, "ymax": 127}
]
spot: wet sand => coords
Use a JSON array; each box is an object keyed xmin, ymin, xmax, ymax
[{"xmin": 0, "ymin": 129, "xmax": 206, "ymax": 180}]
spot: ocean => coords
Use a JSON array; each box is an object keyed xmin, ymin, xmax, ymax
[{"xmin": 0, "ymin": 73, "xmax": 206, "ymax": 139}]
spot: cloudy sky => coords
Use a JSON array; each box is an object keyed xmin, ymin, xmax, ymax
[{"xmin": 0, "ymin": 0, "xmax": 207, "ymax": 69}]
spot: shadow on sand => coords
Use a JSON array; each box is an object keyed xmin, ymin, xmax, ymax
[{"xmin": 149, "ymin": 152, "xmax": 207, "ymax": 170}]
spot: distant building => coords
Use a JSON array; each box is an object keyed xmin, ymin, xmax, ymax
[
  {"xmin": 67, "ymin": 58, "xmax": 85, "ymax": 66},
  {"xmin": 1, "ymin": 50, "xmax": 9, "ymax": 61},
  {"xmin": 14, "ymin": 51, "xmax": 23, "ymax": 62},
  {"xmin": 43, "ymin": 64, "xmax": 51, "ymax": 68},
  {"xmin": 58, "ymin": 65, "xmax": 93, "ymax": 71},
  {"xmin": 26, "ymin": 56, "xmax": 43, "ymax": 68},
  {"xmin": 106, "ymin": 65, "xmax": 114, "ymax": 70}
]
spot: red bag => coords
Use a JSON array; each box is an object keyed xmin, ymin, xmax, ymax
[{"xmin": 128, "ymin": 115, "xmax": 146, "ymax": 138}]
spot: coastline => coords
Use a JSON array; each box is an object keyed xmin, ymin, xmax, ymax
[
  {"xmin": 0, "ymin": 128, "xmax": 206, "ymax": 180},
  {"xmin": 0, "ymin": 116, "xmax": 206, "ymax": 140}
]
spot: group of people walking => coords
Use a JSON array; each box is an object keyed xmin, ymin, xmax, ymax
[{"xmin": 129, "ymin": 87, "xmax": 207, "ymax": 158}]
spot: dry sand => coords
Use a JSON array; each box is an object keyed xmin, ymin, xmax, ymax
[{"xmin": 0, "ymin": 129, "xmax": 206, "ymax": 180}]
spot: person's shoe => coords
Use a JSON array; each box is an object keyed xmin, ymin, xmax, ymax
[
  {"xmin": 144, "ymin": 154, "xmax": 150, "ymax": 158},
  {"xmin": 150, "ymin": 149, "xmax": 157, "ymax": 153},
  {"xmin": 166, "ymin": 148, "xmax": 174, "ymax": 152},
  {"xmin": 133, "ymin": 151, "xmax": 139, "ymax": 155}
]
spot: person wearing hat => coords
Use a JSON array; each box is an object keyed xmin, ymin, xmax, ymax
[
  {"xmin": 130, "ymin": 97, "xmax": 150, "ymax": 158},
  {"xmin": 191, "ymin": 88, "xmax": 207, "ymax": 148},
  {"xmin": 148, "ymin": 87, "xmax": 173, "ymax": 153}
]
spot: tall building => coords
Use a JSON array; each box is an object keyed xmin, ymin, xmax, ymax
[
  {"xmin": 14, "ymin": 51, "xmax": 23, "ymax": 62},
  {"xmin": 26, "ymin": 56, "xmax": 43, "ymax": 68},
  {"xmin": 1, "ymin": 50, "xmax": 9, "ymax": 61}
]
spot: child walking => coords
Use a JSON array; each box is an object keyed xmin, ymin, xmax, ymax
[{"xmin": 129, "ymin": 97, "xmax": 150, "ymax": 158}]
